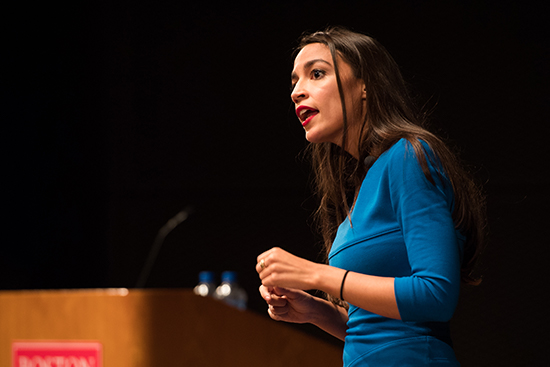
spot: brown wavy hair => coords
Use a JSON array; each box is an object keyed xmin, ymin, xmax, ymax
[{"xmin": 294, "ymin": 26, "xmax": 486, "ymax": 286}]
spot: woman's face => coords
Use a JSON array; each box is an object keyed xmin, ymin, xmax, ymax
[{"xmin": 291, "ymin": 43, "xmax": 365, "ymax": 157}]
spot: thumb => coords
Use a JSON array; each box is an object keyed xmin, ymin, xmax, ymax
[{"xmin": 272, "ymin": 286, "xmax": 302, "ymax": 299}]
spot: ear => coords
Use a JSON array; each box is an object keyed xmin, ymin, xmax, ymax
[{"xmin": 361, "ymin": 83, "xmax": 367, "ymax": 100}]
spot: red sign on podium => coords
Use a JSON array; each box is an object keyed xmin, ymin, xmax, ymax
[{"xmin": 12, "ymin": 341, "xmax": 102, "ymax": 367}]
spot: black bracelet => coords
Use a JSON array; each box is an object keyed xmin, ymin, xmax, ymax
[{"xmin": 340, "ymin": 270, "xmax": 350, "ymax": 301}]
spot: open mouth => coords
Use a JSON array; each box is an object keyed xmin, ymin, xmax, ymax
[{"xmin": 296, "ymin": 106, "xmax": 319, "ymax": 126}]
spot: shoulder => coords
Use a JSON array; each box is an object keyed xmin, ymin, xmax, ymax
[
  {"xmin": 377, "ymin": 137, "xmax": 449, "ymax": 190},
  {"xmin": 383, "ymin": 138, "xmax": 435, "ymax": 160},
  {"xmin": 377, "ymin": 138, "xmax": 430, "ymax": 170}
]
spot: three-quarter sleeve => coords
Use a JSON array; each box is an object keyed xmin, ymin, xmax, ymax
[{"xmin": 391, "ymin": 141, "xmax": 463, "ymax": 322}]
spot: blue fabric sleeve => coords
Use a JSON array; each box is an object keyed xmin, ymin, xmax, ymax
[{"xmin": 391, "ymin": 141, "xmax": 462, "ymax": 322}]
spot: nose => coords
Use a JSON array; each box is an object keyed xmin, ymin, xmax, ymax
[{"xmin": 290, "ymin": 81, "xmax": 308, "ymax": 104}]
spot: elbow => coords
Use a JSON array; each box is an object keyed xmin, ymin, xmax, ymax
[
  {"xmin": 422, "ymin": 283, "xmax": 458, "ymax": 322},
  {"xmin": 401, "ymin": 298, "xmax": 457, "ymax": 323},
  {"xmin": 423, "ymin": 296, "xmax": 457, "ymax": 322}
]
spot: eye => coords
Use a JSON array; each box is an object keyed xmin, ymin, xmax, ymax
[{"xmin": 312, "ymin": 69, "xmax": 325, "ymax": 79}]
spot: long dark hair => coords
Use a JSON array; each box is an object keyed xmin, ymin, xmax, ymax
[{"xmin": 295, "ymin": 26, "xmax": 486, "ymax": 285}]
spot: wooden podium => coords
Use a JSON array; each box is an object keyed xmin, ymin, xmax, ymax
[{"xmin": 0, "ymin": 289, "xmax": 343, "ymax": 366}]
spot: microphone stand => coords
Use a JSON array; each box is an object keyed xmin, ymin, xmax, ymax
[{"xmin": 135, "ymin": 206, "xmax": 193, "ymax": 288}]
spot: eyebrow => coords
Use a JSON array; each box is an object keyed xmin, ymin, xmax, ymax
[{"xmin": 291, "ymin": 58, "xmax": 332, "ymax": 81}]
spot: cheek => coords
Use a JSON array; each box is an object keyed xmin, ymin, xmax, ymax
[{"xmin": 321, "ymin": 91, "xmax": 343, "ymax": 119}]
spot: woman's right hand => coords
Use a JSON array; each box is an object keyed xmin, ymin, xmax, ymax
[
  {"xmin": 260, "ymin": 285, "xmax": 349, "ymax": 341},
  {"xmin": 259, "ymin": 285, "xmax": 317, "ymax": 324}
]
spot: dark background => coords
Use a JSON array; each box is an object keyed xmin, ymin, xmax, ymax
[{"xmin": 3, "ymin": 1, "xmax": 549, "ymax": 366}]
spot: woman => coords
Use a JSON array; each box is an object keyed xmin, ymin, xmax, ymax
[{"xmin": 255, "ymin": 27, "xmax": 486, "ymax": 366}]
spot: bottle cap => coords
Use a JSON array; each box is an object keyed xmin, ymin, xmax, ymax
[
  {"xmin": 221, "ymin": 271, "xmax": 237, "ymax": 283},
  {"xmin": 198, "ymin": 271, "xmax": 215, "ymax": 283}
]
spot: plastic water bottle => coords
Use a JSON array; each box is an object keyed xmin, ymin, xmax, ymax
[
  {"xmin": 214, "ymin": 271, "xmax": 248, "ymax": 310},
  {"xmin": 193, "ymin": 271, "xmax": 216, "ymax": 297}
]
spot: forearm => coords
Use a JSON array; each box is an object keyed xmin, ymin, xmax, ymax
[
  {"xmin": 257, "ymin": 248, "xmax": 400, "ymax": 323},
  {"xmin": 313, "ymin": 264, "xmax": 401, "ymax": 320}
]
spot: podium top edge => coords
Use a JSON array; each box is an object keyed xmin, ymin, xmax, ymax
[{"xmin": 0, "ymin": 288, "xmax": 195, "ymax": 297}]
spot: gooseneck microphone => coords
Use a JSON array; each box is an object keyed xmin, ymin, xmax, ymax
[{"xmin": 135, "ymin": 206, "xmax": 194, "ymax": 288}]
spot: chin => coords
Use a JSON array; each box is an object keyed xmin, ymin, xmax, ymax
[
  {"xmin": 304, "ymin": 131, "xmax": 324, "ymax": 144},
  {"xmin": 304, "ymin": 129, "xmax": 339, "ymax": 145}
]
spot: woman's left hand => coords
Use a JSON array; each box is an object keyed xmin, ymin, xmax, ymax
[{"xmin": 256, "ymin": 247, "xmax": 322, "ymax": 291}]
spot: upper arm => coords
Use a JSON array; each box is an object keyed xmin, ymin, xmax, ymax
[{"xmin": 390, "ymin": 141, "xmax": 462, "ymax": 322}]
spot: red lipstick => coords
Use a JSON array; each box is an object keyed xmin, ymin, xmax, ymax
[{"xmin": 296, "ymin": 105, "xmax": 319, "ymax": 127}]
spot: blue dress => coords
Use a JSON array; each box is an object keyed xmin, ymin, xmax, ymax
[{"xmin": 329, "ymin": 139, "xmax": 464, "ymax": 366}]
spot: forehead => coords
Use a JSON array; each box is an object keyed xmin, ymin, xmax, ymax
[{"xmin": 293, "ymin": 43, "xmax": 332, "ymax": 71}]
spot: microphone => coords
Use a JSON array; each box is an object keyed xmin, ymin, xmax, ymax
[
  {"xmin": 135, "ymin": 206, "xmax": 194, "ymax": 288},
  {"xmin": 364, "ymin": 155, "xmax": 377, "ymax": 171}
]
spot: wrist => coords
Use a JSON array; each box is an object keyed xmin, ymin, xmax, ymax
[
  {"xmin": 307, "ymin": 294, "xmax": 349, "ymax": 340},
  {"xmin": 306, "ymin": 294, "xmax": 334, "ymax": 326},
  {"xmin": 316, "ymin": 265, "xmax": 350, "ymax": 300}
]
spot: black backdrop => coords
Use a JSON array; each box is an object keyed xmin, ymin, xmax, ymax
[{"xmin": 3, "ymin": 1, "xmax": 549, "ymax": 366}]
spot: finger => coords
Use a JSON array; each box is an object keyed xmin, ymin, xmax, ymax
[
  {"xmin": 256, "ymin": 251, "xmax": 274, "ymax": 274},
  {"xmin": 259, "ymin": 285, "xmax": 274, "ymax": 301},
  {"xmin": 260, "ymin": 286, "xmax": 287, "ymax": 306},
  {"xmin": 259, "ymin": 285, "xmax": 269, "ymax": 300},
  {"xmin": 267, "ymin": 294, "xmax": 288, "ymax": 307},
  {"xmin": 272, "ymin": 286, "xmax": 292, "ymax": 297},
  {"xmin": 259, "ymin": 285, "xmax": 271, "ymax": 294},
  {"xmin": 258, "ymin": 260, "xmax": 281, "ymax": 282},
  {"xmin": 268, "ymin": 307, "xmax": 283, "ymax": 320},
  {"xmin": 256, "ymin": 255, "xmax": 271, "ymax": 274},
  {"xmin": 268, "ymin": 303, "xmax": 289, "ymax": 318},
  {"xmin": 256, "ymin": 248, "xmax": 275, "ymax": 263},
  {"xmin": 257, "ymin": 247, "xmax": 287, "ymax": 266},
  {"xmin": 258, "ymin": 265, "xmax": 272, "ymax": 281},
  {"xmin": 272, "ymin": 287, "xmax": 307, "ymax": 302}
]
